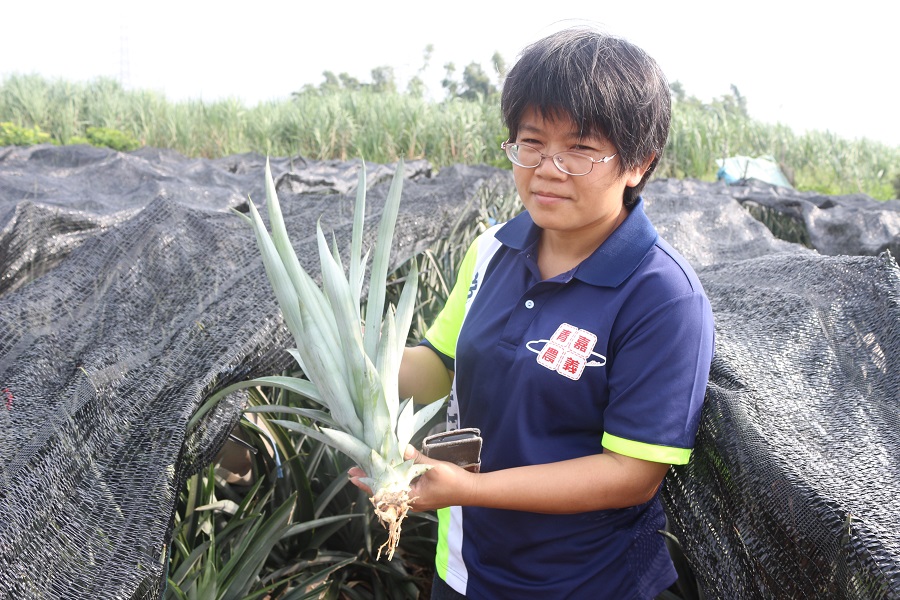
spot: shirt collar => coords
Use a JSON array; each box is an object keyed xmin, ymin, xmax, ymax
[{"xmin": 495, "ymin": 197, "xmax": 659, "ymax": 288}]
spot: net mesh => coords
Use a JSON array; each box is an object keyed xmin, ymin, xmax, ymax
[
  {"xmin": 647, "ymin": 179, "xmax": 900, "ymax": 599},
  {"xmin": 1, "ymin": 149, "xmax": 897, "ymax": 599},
  {"xmin": 0, "ymin": 145, "xmax": 512, "ymax": 599}
]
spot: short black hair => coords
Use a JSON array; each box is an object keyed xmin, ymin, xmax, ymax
[{"xmin": 501, "ymin": 27, "xmax": 670, "ymax": 207}]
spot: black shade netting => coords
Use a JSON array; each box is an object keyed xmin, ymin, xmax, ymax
[
  {"xmin": 1, "ymin": 148, "xmax": 898, "ymax": 599},
  {"xmin": 0, "ymin": 145, "xmax": 513, "ymax": 599},
  {"xmin": 645, "ymin": 179, "xmax": 900, "ymax": 599}
]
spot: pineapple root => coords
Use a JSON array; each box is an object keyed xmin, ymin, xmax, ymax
[{"xmin": 370, "ymin": 487, "xmax": 415, "ymax": 560}]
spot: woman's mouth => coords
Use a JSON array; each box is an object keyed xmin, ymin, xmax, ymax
[{"xmin": 531, "ymin": 190, "xmax": 568, "ymax": 204}]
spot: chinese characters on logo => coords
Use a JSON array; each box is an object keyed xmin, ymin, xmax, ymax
[{"xmin": 534, "ymin": 323, "xmax": 605, "ymax": 381}]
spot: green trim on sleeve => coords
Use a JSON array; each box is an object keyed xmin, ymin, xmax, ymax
[
  {"xmin": 423, "ymin": 238, "xmax": 480, "ymax": 359},
  {"xmin": 602, "ymin": 432, "xmax": 693, "ymax": 464}
]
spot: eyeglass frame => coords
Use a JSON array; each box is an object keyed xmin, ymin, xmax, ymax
[{"xmin": 500, "ymin": 141, "xmax": 617, "ymax": 176}]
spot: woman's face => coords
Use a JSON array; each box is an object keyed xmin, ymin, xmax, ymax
[{"xmin": 511, "ymin": 106, "xmax": 646, "ymax": 242}]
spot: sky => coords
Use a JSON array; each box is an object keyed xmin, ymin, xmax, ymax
[{"xmin": 3, "ymin": 0, "xmax": 898, "ymax": 147}]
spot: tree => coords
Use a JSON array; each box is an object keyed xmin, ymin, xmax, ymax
[
  {"xmin": 371, "ymin": 66, "xmax": 396, "ymax": 94},
  {"xmin": 460, "ymin": 62, "xmax": 496, "ymax": 100},
  {"xmin": 406, "ymin": 44, "xmax": 434, "ymax": 98},
  {"xmin": 670, "ymin": 80, "xmax": 687, "ymax": 103},
  {"xmin": 338, "ymin": 72, "xmax": 361, "ymax": 91},
  {"xmin": 441, "ymin": 62, "xmax": 459, "ymax": 98},
  {"xmin": 321, "ymin": 71, "xmax": 341, "ymax": 93},
  {"xmin": 720, "ymin": 84, "xmax": 748, "ymax": 118},
  {"xmin": 492, "ymin": 51, "xmax": 507, "ymax": 87},
  {"xmin": 670, "ymin": 81, "xmax": 749, "ymax": 119},
  {"xmin": 441, "ymin": 57, "xmax": 501, "ymax": 101}
]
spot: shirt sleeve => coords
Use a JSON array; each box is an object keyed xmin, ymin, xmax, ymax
[
  {"xmin": 601, "ymin": 290, "xmax": 715, "ymax": 465},
  {"xmin": 422, "ymin": 235, "xmax": 481, "ymax": 361}
]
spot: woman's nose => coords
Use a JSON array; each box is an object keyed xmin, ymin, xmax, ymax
[{"xmin": 535, "ymin": 153, "xmax": 567, "ymax": 178}]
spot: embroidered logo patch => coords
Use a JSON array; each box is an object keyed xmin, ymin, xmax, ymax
[{"xmin": 527, "ymin": 323, "xmax": 606, "ymax": 381}]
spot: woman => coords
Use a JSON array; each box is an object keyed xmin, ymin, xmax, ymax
[{"xmin": 354, "ymin": 27, "xmax": 714, "ymax": 599}]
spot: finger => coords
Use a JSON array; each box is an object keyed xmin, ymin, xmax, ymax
[
  {"xmin": 404, "ymin": 444, "xmax": 420, "ymax": 462},
  {"xmin": 404, "ymin": 444, "xmax": 437, "ymax": 467},
  {"xmin": 347, "ymin": 474, "xmax": 373, "ymax": 495}
]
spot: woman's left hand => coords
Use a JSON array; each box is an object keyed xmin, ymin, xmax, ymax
[
  {"xmin": 402, "ymin": 445, "xmax": 478, "ymax": 512},
  {"xmin": 347, "ymin": 445, "xmax": 478, "ymax": 512}
]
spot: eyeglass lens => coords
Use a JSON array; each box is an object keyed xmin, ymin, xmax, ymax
[{"xmin": 507, "ymin": 144, "xmax": 594, "ymax": 176}]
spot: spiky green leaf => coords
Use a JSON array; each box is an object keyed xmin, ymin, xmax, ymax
[
  {"xmin": 376, "ymin": 306, "xmax": 400, "ymax": 432},
  {"xmin": 294, "ymin": 298, "xmax": 364, "ymax": 439},
  {"xmin": 393, "ymin": 259, "xmax": 419, "ymax": 358},
  {"xmin": 273, "ymin": 420, "xmax": 373, "ymax": 473},
  {"xmin": 409, "ymin": 397, "xmax": 448, "ymax": 447},
  {"xmin": 363, "ymin": 162, "xmax": 404, "ymax": 358},
  {"xmin": 316, "ymin": 220, "xmax": 373, "ymax": 423},
  {"xmin": 241, "ymin": 202, "xmax": 305, "ymax": 348},
  {"xmin": 263, "ymin": 159, "xmax": 342, "ymax": 357},
  {"xmin": 245, "ymin": 405, "xmax": 338, "ymax": 429},
  {"xmin": 349, "ymin": 164, "xmax": 367, "ymax": 309}
]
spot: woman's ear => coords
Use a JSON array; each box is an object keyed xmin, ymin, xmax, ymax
[{"xmin": 624, "ymin": 153, "xmax": 657, "ymax": 188}]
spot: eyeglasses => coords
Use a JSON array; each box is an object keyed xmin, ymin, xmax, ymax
[{"xmin": 501, "ymin": 142, "xmax": 617, "ymax": 176}]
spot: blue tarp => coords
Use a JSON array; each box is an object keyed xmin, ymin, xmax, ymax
[{"xmin": 716, "ymin": 155, "xmax": 792, "ymax": 188}]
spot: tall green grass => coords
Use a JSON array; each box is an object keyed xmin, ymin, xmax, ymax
[
  {"xmin": 1, "ymin": 73, "xmax": 897, "ymax": 200},
  {"xmin": 659, "ymin": 101, "xmax": 898, "ymax": 200}
]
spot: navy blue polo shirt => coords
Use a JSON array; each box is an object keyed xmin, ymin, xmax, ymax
[{"xmin": 422, "ymin": 198, "xmax": 715, "ymax": 599}]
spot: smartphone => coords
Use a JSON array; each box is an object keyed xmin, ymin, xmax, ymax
[{"xmin": 421, "ymin": 428, "xmax": 482, "ymax": 472}]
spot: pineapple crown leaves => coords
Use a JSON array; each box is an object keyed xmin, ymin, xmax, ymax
[
  {"xmin": 362, "ymin": 161, "xmax": 404, "ymax": 360},
  {"xmin": 240, "ymin": 157, "xmax": 444, "ymax": 467},
  {"xmin": 239, "ymin": 197, "xmax": 365, "ymax": 440},
  {"xmin": 315, "ymin": 219, "xmax": 383, "ymax": 444}
]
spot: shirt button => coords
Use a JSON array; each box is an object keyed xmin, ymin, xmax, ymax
[{"xmin": 524, "ymin": 299, "xmax": 535, "ymax": 309}]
